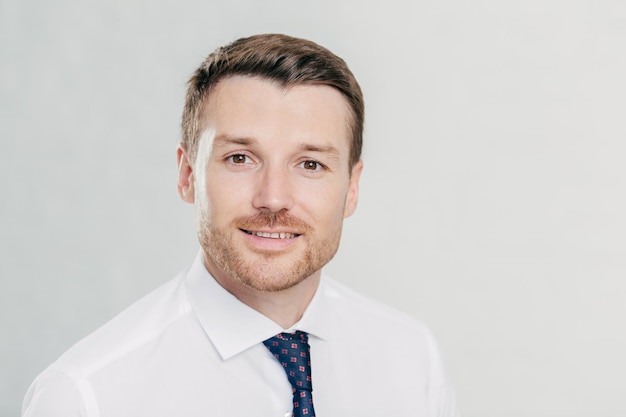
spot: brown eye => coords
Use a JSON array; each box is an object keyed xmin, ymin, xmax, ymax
[
  {"xmin": 230, "ymin": 154, "xmax": 248, "ymax": 164},
  {"xmin": 303, "ymin": 160, "xmax": 319, "ymax": 170}
]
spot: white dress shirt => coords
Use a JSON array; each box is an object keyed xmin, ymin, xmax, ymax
[{"xmin": 23, "ymin": 253, "xmax": 459, "ymax": 417}]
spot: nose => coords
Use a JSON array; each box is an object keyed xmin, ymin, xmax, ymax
[{"xmin": 252, "ymin": 165, "xmax": 295, "ymax": 213}]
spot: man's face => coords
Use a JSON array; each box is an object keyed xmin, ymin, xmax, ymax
[{"xmin": 178, "ymin": 76, "xmax": 362, "ymax": 293}]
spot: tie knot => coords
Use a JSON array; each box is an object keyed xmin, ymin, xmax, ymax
[{"xmin": 263, "ymin": 331, "xmax": 313, "ymax": 391}]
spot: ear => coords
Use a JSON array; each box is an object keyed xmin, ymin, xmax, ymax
[
  {"xmin": 177, "ymin": 145, "xmax": 195, "ymax": 204},
  {"xmin": 343, "ymin": 159, "xmax": 363, "ymax": 218}
]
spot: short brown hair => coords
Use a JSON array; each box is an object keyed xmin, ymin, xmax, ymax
[{"xmin": 181, "ymin": 33, "xmax": 364, "ymax": 169}]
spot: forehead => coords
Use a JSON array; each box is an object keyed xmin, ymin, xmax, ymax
[{"xmin": 201, "ymin": 76, "xmax": 352, "ymax": 153}]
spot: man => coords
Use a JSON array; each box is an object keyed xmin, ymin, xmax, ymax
[{"xmin": 23, "ymin": 34, "xmax": 459, "ymax": 416}]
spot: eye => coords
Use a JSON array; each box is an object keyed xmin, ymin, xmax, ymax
[
  {"xmin": 227, "ymin": 154, "xmax": 251, "ymax": 164},
  {"xmin": 300, "ymin": 160, "xmax": 324, "ymax": 171}
]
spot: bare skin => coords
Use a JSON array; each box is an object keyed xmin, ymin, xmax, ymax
[{"xmin": 177, "ymin": 76, "xmax": 362, "ymax": 328}]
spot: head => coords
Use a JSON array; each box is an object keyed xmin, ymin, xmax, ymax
[
  {"xmin": 181, "ymin": 33, "xmax": 364, "ymax": 171},
  {"xmin": 177, "ymin": 34, "xmax": 364, "ymax": 295}
]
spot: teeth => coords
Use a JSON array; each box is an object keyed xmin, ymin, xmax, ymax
[{"xmin": 252, "ymin": 231, "xmax": 296, "ymax": 239}]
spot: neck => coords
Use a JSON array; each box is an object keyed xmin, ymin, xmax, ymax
[
  {"xmin": 232, "ymin": 275, "xmax": 320, "ymax": 329},
  {"xmin": 204, "ymin": 258, "xmax": 321, "ymax": 329}
]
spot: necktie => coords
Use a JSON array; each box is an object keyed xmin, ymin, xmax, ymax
[{"xmin": 263, "ymin": 331, "xmax": 316, "ymax": 417}]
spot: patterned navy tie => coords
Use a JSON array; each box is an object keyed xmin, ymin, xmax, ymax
[{"xmin": 263, "ymin": 331, "xmax": 316, "ymax": 417}]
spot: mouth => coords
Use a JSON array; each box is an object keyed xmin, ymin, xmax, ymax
[{"xmin": 241, "ymin": 229, "xmax": 301, "ymax": 239}]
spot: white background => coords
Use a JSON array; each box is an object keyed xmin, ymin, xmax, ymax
[{"xmin": 1, "ymin": 0, "xmax": 625, "ymax": 416}]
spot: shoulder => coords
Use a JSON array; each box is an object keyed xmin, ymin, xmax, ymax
[
  {"xmin": 30, "ymin": 269, "xmax": 190, "ymax": 388},
  {"xmin": 322, "ymin": 275, "xmax": 435, "ymax": 342},
  {"xmin": 320, "ymin": 276, "xmax": 460, "ymax": 416},
  {"xmin": 57, "ymin": 270, "xmax": 191, "ymax": 374},
  {"xmin": 22, "ymin": 270, "xmax": 193, "ymax": 415},
  {"xmin": 22, "ymin": 366, "xmax": 88, "ymax": 416}
]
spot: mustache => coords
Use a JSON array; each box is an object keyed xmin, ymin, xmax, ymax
[{"xmin": 234, "ymin": 211, "xmax": 312, "ymax": 233}]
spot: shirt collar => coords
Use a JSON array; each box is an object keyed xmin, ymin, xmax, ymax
[{"xmin": 184, "ymin": 252, "xmax": 331, "ymax": 360}]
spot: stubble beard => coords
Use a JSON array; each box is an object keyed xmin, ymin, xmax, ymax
[{"xmin": 198, "ymin": 211, "xmax": 342, "ymax": 292}]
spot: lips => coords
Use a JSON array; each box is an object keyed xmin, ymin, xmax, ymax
[
  {"xmin": 242, "ymin": 229, "xmax": 300, "ymax": 239},
  {"xmin": 235, "ymin": 212, "xmax": 311, "ymax": 241}
]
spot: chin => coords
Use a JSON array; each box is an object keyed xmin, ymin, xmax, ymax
[{"xmin": 233, "ymin": 258, "xmax": 319, "ymax": 293}]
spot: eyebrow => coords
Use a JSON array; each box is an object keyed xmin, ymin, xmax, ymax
[
  {"xmin": 297, "ymin": 143, "xmax": 341, "ymax": 160},
  {"xmin": 213, "ymin": 134, "xmax": 341, "ymax": 159},
  {"xmin": 212, "ymin": 134, "xmax": 255, "ymax": 147}
]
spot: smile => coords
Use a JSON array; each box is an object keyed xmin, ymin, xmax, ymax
[{"xmin": 242, "ymin": 230, "xmax": 300, "ymax": 239}]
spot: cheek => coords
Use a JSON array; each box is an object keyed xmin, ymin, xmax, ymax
[
  {"xmin": 203, "ymin": 176, "xmax": 250, "ymax": 218},
  {"xmin": 301, "ymin": 186, "xmax": 348, "ymax": 227}
]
